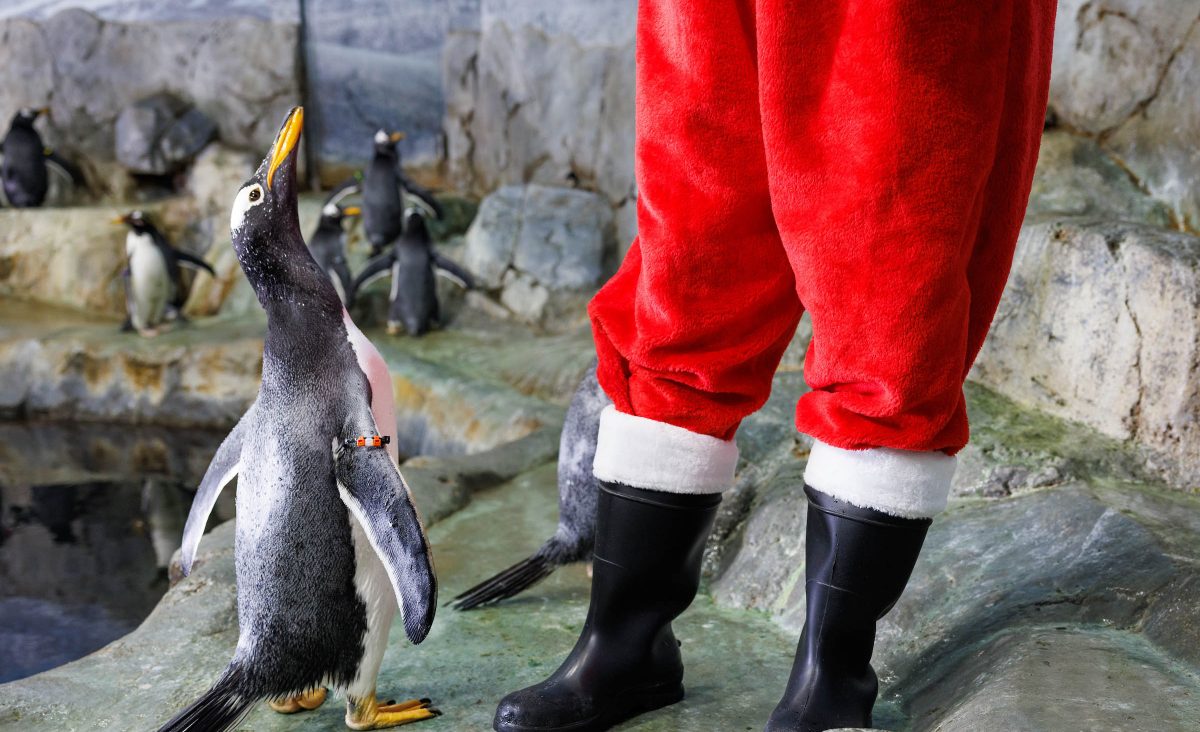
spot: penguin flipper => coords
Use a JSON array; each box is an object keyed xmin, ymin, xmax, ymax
[
  {"xmin": 348, "ymin": 252, "xmax": 394, "ymax": 307},
  {"xmin": 398, "ymin": 173, "xmax": 444, "ymax": 219},
  {"xmin": 173, "ymin": 249, "xmax": 217, "ymax": 277},
  {"xmin": 43, "ymin": 149, "xmax": 86, "ymax": 187},
  {"xmin": 335, "ymin": 436, "xmax": 437, "ymax": 644},
  {"xmin": 179, "ymin": 410, "xmax": 250, "ymax": 575},
  {"xmin": 431, "ymin": 252, "xmax": 475, "ymax": 290},
  {"xmin": 325, "ymin": 176, "xmax": 362, "ymax": 208}
]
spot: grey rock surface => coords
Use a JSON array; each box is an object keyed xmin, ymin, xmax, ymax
[
  {"xmin": 0, "ymin": 9, "xmax": 299, "ymax": 164},
  {"xmin": 1050, "ymin": 0, "xmax": 1200, "ymax": 229},
  {"xmin": 466, "ymin": 185, "xmax": 612, "ymax": 290},
  {"xmin": 114, "ymin": 94, "xmax": 216, "ymax": 175},
  {"xmin": 464, "ymin": 184, "xmax": 613, "ymax": 320},
  {"xmin": 904, "ymin": 626, "xmax": 1200, "ymax": 731},
  {"xmin": 972, "ymin": 218, "xmax": 1200, "ymax": 490},
  {"xmin": 443, "ymin": 0, "xmax": 637, "ymax": 246}
]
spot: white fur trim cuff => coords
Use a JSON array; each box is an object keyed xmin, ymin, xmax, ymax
[
  {"xmin": 592, "ymin": 406, "xmax": 738, "ymax": 494},
  {"xmin": 803, "ymin": 440, "xmax": 956, "ymax": 519}
]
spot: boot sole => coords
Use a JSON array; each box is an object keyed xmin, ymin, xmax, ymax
[{"xmin": 493, "ymin": 681, "xmax": 685, "ymax": 732}]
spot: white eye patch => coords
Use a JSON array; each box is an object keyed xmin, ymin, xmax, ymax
[
  {"xmin": 374, "ymin": 129, "xmax": 389, "ymax": 145},
  {"xmin": 322, "ymin": 202, "xmax": 339, "ymax": 218},
  {"xmin": 231, "ymin": 183, "xmax": 265, "ymax": 234}
]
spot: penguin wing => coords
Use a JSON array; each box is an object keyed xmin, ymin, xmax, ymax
[
  {"xmin": 172, "ymin": 248, "xmax": 217, "ymax": 277},
  {"xmin": 43, "ymin": 149, "xmax": 86, "ymax": 187},
  {"xmin": 398, "ymin": 173, "xmax": 444, "ymax": 219},
  {"xmin": 179, "ymin": 409, "xmax": 250, "ymax": 575},
  {"xmin": 431, "ymin": 252, "xmax": 475, "ymax": 289},
  {"xmin": 348, "ymin": 252, "xmax": 395, "ymax": 307},
  {"xmin": 325, "ymin": 176, "xmax": 362, "ymax": 208},
  {"xmin": 335, "ymin": 435, "xmax": 437, "ymax": 644}
]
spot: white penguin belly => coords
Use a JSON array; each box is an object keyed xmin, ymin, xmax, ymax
[{"xmin": 127, "ymin": 235, "xmax": 170, "ymax": 330}]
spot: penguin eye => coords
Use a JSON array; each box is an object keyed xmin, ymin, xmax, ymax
[{"xmin": 231, "ymin": 184, "xmax": 267, "ymax": 234}]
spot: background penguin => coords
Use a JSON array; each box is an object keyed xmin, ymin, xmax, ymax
[
  {"xmin": 114, "ymin": 211, "xmax": 215, "ymax": 337},
  {"xmin": 349, "ymin": 209, "xmax": 474, "ymax": 336},
  {"xmin": 1, "ymin": 107, "xmax": 85, "ymax": 208},
  {"xmin": 308, "ymin": 199, "xmax": 361, "ymax": 304},
  {"xmin": 157, "ymin": 107, "xmax": 439, "ymax": 731},
  {"xmin": 451, "ymin": 361, "xmax": 612, "ymax": 610},
  {"xmin": 330, "ymin": 130, "xmax": 445, "ymax": 256}
]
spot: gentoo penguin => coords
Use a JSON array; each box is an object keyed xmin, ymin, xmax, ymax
[
  {"xmin": 157, "ymin": 107, "xmax": 438, "ymax": 731},
  {"xmin": 329, "ymin": 130, "xmax": 445, "ymax": 256},
  {"xmin": 0, "ymin": 107, "xmax": 85, "ymax": 208},
  {"xmin": 308, "ymin": 200, "xmax": 361, "ymax": 304},
  {"xmin": 452, "ymin": 361, "xmax": 611, "ymax": 610},
  {"xmin": 349, "ymin": 209, "xmax": 474, "ymax": 336},
  {"xmin": 114, "ymin": 211, "xmax": 215, "ymax": 336}
]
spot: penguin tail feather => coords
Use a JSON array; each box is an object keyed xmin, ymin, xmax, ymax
[
  {"xmin": 156, "ymin": 666, "xmax": 256, "ymax": 732},
  {"xmin": 450, "ymin": 538, "xmax": 574, "ymax": 611}
]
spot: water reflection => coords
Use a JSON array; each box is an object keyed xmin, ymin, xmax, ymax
[{"xmin": 0, "ymin": 421, "xmax": 229, "ymax": 683}]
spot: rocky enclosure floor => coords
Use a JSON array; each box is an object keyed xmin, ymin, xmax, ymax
[{"xmin": 0, "ymin": 302, "xmax": 1199, "ymax": 731}]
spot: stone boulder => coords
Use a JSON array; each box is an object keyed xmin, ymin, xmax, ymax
[
  {"xmin": 115, "ymin": 94, "xmax": 216, "ymax": 175},
  {"xmin": 972, "ymin": 218, "xmax": 1200, "ymax": 489},
  {"xmin": 464, "ymin": 184, "xmax": 613, "ymax": 322},
  {"xmin": 443, "ymin": 0, "xmax": 637, "ymax": 246}
]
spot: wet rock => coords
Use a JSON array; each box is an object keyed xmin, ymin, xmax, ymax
[
  {"xmin": 114, "ymin": 94, "xmax": 216, "ymax": 175},
  {"xmin": 464, "ymin": 184, "xmax": 613, "ymax": 321},
  {"xmin": 903, "ymin": 627, "xmax": 1200, "ymax": 730},
  {"xmin": 443, "ymin": 0, "xmax": 636, "ymax": 238},
  {"xmin": 972, "ymin": 218, "xmax": 1200, "ymax": 490}
]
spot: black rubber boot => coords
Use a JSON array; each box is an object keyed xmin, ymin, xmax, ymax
[
  {"xmin": 765, "ymin": 485, "xmax": 931, "ymax": 732},
  {"xmin": 494, "ymin": 481, "xmax": 721, "ymax": 732}
]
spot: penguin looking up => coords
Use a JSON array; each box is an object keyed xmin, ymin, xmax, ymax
[
  {"xmin": 157, "ymin": 107, "xmax": 439, "ymax": 732},
  {"xmin": 349, "ymin": 209, "xmax": 474, "ymax": 337},
  {"xmin": 452, "ymin": 361, "xmax": 611, "ymax": 610},
  {"xmin": 308, "ymin": 200, "xmax": 361, "ymax": 305},
  {"xmin": 114, "ymin": 210, "xmax": 215, "ymax": 337},
  {"xmin": 328, "ymin": 130, "xmax": 445, "ymax": 256},
  {"xmin": 1, "ymin": 107, "xmax": 85, "ymax": 208}
]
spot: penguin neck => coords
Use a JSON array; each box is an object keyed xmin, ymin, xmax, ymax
[{"xmin": 260, "ymin": 276, "xmax": 344, "ymax": 368}]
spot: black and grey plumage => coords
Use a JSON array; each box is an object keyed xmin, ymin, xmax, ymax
[
  {"xmin": 451, "ymin": 361, "xmax": 612, "ymax": 610},
  {"xmin": 157, "ymin": 107, "xmax": 439, "ymax": 732},
  {"xmin": 329, "ymin": 130, "xmax": 445, "ymax": 256},
  {"xmin": 348, "ymin": 210, "xmax": 474, "ymax": 337},
  {"xmin": 308, "ymin": 199, "xmax": 361, "ymax": 305},
  {"xmin": 0, "ymin": 107, "xmax": 85, "ymax": 208},
  {"xmin": 115, "ymin": 210, "xmax": 215, "ymax": 336}
]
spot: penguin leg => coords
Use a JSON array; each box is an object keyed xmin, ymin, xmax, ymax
[
  {"xmin": 345, "ymin": 693, "xmax": 439, "ymax": 729},
  {"xmin": 269, "ymin": 687, "xmax": 328, "ymax": 714}
]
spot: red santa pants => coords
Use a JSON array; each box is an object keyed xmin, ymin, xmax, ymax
[{"xmin": 590, "ymin": 0, "xmax": 1056, "ymax": 517}]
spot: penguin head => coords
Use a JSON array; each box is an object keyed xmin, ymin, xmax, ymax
[
  {"xmin": 113, "ymin": 210, "xmax": 154, "ymax": 234},
  {"xmin": 230, "ymin": 107, "xmax": 335, "ymax": 309},
  {"xmin": 373, "ymin": 129, "xmax": 405, "ymax": 156},
  {"xmin": 319, "ymin": 202, "xmax": 361, "ymax": 226},
  {"xmin": 12, "ymin": 107, "xmax": 47, "ymax": 128},
  {"xmin": 402, "ymin": 209, "xmax": 431, "ymax": 243}
]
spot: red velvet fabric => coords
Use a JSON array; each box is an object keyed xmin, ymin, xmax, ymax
[{"xmin": 590, "ymin": 0, "xmax": 1056, "ymax": 453}]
